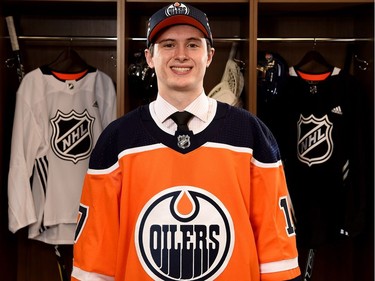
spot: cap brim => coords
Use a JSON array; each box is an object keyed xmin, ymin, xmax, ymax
[{"xmin": 149, "ymin": 15, "xmax": 209, "ymax": 44}]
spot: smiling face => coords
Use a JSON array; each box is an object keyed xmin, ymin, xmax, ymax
[{"xmin": 145, "ymin": 25, "xmax": 215, "ymax": 108}]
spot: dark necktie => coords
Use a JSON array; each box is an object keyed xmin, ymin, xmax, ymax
[{"xmin": 170, "ymin": 111, "xmax": 193, "ymax": 132}]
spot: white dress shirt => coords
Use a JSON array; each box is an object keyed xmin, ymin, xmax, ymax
[{"xmin": 149, "ymin": 92, "xmax": 217, "ymax": 135}]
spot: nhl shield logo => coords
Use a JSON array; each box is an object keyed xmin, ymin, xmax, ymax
[
  {"xmin": 177, "ymin": 134, "xmax": 191, "ymax": 149},
  {"xmin": 135, "ymin": 186, "xmax": 234, "ymax": 281},
  {"xmin": 297, "ymin": 114, "xmax": 333, "ymax": 166},
  {"xmin": 50, "ymin": 110, "xmax": 95, "ymax": 164}
]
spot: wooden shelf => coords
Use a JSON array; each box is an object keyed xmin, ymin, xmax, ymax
[
  {"xmin": 126, "ymin": 0, "xmax": 248, "ymax": 3},
  {"xmin": 259, "ymin": 0, "xmax": 373, "ymax": 3},
  {"xmin": 3, "ymin": 0, "xmax": 116, "ymax": 2}
]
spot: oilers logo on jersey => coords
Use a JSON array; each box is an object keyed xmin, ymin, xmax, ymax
[
  {"xmin": 50, "ymin": 109, "xmax": 95, "ymax": 164},
  {"xmin": 297, "ymin": 114, "xmax": 333, "ymax": 167},
  {"xmin": 135, "ymin": 186, "xmax": 235, "ymax": 281}
]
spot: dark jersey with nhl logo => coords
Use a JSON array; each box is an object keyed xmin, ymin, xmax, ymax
[
  {"xmin": 272, "ymin": 67, "xmax": 367, "ymax": 248},
  {"xmin": 71, "ymin": 101, "xmax": 301, "ymax": 281}
]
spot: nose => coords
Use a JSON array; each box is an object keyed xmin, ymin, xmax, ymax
[{"xmin": 174, "ymin": 45, "xmax": 188, "ymax": 61}]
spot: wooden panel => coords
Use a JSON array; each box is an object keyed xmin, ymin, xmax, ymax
[
  {"xmin": 249, "ymin": 0, "xmax": 258, "ymax": 114},
  {"xmin": 0, "ymin": 12, "xmax": 18, "ymax": 281},
  {"xmin": 3, "ymin": 0, "xmax": 116, "ymax": 2},
  {"xmin": 117, "ymin": 0, "xmax": 126, "ymax": 116},
  {"xmin": 259, "ymin": 0, "xmax": 372, "ymax": 3},
  {"xmin": 257, "ymin": 2, "xmax": 373, "ymax": 69},
  {"xmin": 126, "ymin": 0, "xmax": 248, "ymax": 3}
]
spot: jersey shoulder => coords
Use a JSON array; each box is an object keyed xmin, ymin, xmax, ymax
[{"xmin": 217, "ymin": 103, "xmax": 281, "ymax": 163}]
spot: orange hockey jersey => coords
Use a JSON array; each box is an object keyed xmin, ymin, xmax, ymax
[{"xmin": 71, "ymin": 102, "xmax": 301, "ymax": 281}]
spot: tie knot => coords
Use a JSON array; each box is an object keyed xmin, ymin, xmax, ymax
[{"xmin": 170, "ymin": 111, "xmax": 193, "ymax": 132}]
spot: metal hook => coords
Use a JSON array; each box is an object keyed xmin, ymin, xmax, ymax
[
  {"xmin": 354, "ymin": 54, "xmax": 369, "ymax": 71},
  {"xmin": 110, "ymin": 54, "xmax": 117, "ymax": 68},
  {"xmin": 5, "ymin": 58, "xmax": 16, "ymax": 68},
  {"xmin": 67, "ymin": 37, "xmax": 73, "ymax": 49}
]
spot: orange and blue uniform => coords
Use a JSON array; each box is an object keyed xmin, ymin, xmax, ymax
[{"xmin": 72, "ymin": 102, "xmax": 301, "ymax": 281}]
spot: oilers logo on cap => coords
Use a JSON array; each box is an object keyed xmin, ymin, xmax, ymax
[
  {"xmin": 165, "ymin": 2, "xmax": 190, "ymax": 16},
  {"xmin": 135, "ymin": 186, "xmax": 234, "ymax": 280}
]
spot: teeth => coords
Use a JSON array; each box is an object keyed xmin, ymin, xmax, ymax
[{"xmin": 172, "ymin": 67, "xmax": 190, "ymax": 72}]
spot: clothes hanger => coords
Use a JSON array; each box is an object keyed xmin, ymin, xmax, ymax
[
  {"xmin": 294, "ymin": 39, "xmax": 334, "ymax": 74},
  {"xmin": 48, "ymin": 46, "xmax": 89, "ymax": 73}
]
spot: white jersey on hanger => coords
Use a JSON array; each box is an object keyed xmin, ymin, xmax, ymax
[{"xmin": 8, "ymin": 66, "xmax": 117, "ymax": 244}]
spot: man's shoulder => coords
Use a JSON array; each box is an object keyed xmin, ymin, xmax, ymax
[
  {"xmin": 106, "ymin": 105, "xmax": 148, "ymax": 130},
  {"xmin": 216, "ymin": 101, "xmax": 262, "ymax": 127}
]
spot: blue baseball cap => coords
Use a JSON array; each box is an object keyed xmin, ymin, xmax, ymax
[{"xmin": 146, "ymin": 2, "xmax": 213, "ymax": 47}]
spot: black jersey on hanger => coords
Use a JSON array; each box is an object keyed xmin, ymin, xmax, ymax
[{"xmin": 272, "ymin": 66, "xmax": 367, "ymax": 248}]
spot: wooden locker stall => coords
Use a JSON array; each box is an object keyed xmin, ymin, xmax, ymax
[
  {"xmin": 255, "ymin": 1, "xmax": 374, "ymax": 281},
  {"xmin": 0, "ymin": 1, "xmax": 118, "ymax": 281},
  {"xmin": 0, "ymin": 0, "xmax": 373, "ymax": 280},
  {"xmin": 0, "ymin": 10, "xmax": 18, "ymax": 281}
]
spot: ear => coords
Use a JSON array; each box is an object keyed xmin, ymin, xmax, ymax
[
  {"xmin": 144, "ymin": 48, "xmax": 154, "ymax": 68},
  {"xmin": 206, "ymin": 47, "xmax": 215, "ymax": 68}
]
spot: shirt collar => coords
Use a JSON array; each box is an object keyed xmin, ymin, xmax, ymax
[{"xmin": 155, "ymin": 92, "xmax": 210, "ymax": 123}]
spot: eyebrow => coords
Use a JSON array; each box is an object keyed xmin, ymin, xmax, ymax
[{"xmin": 156, "ymin": 37, "xmax": 203, "ymax": 44}]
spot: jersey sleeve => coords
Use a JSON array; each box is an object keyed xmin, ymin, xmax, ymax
[
  {"xmin": 8, "ymin": 72, "xmax": 42, "ymax": 233},
  {"xmin": 250, "ymin": 120, "xmax": 301, "ymax": 281},
  {"xmin": 71, "ymin": 128, "xmax": 120, "ymax": 281}
]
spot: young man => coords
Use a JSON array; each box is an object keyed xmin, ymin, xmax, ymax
[{"xmin": 71, "ymin": 2, "xmax": 301, "ymax": 281}]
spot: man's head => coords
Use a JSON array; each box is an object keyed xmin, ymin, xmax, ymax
[
  {"xmin": 144, "ymin": 3, "xmax": 215, "ymax": 106},
  {"xmin": 146, "ymin": 2, "xmax": 213, "ymax": 48}
]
